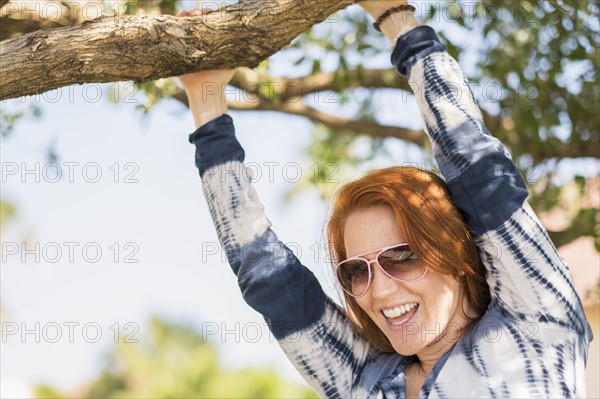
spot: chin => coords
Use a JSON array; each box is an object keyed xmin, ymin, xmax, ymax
[
  {"xmin": 388, "ymin": 336, "xmax": 424, "ymax": 356},
  {"xmin": 392, "ymin": 346, "xmax": 418, "ymax": 356}
]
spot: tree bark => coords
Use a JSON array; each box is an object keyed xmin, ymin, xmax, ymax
[{"xmin": 0, "ymin": 0, "xmax": 355, "ymax": 100}]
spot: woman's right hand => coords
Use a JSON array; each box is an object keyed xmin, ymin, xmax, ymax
[{"xmin": 177, "ymin": 9, "xmax": 236, "ymax": 128}]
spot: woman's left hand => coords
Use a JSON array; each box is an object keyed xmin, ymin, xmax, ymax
[{"xmin": 179, "ymin": 69, "xmax": 236, "ymax": 97}]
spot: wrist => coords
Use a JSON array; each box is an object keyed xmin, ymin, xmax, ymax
[
  {"xmin": 359, "ymin": 1, "xmax": 408, "ymax": 20},
  {"xmin": 187, "ymin": 92, "xmax": 228, "ymax": 129},
  {"xmin": 380, "ymin": 12, "xmax": 421, "ymax": 42}
]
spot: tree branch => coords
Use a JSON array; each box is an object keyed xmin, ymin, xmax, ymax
[
  {"xmin": 231, "ymin": 67, "xmax": 504, "ymax": 140},
  {"xmin": 234, "ymin": 66, "xmax": 600, "ymax": 160},
  {"xmin": 231, "ymin": 66, "xmax": 413, "ymax": 102},
  {"xmin": 0, "ymin": 0, "xmax": 355, "ymax": 100},
  {"xmin": 1, "ymin": 0, "xmax": 93, "ymax": 40},
  {"xmin": 173, "ymin": 66, "xmax": 597, "ymax": 160},
  {"xmin": 172, "ymin": 85, "xmax": 427, "ymax": 146}
]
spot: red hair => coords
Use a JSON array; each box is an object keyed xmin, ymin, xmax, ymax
[{"xmin": 327, "ymin": 166, "xmax": 490, "ymax": 352}]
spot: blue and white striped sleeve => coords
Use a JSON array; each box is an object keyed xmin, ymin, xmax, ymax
[
  {"xmin": 391, "ymin": 26, "xmax": 592, "ymax": 339},
  {"xmin": 189, "ymin": 115, "xmax": 372, "ymax": 398}
]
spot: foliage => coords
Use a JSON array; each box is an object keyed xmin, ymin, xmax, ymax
[
  {"xmin": 37, "ymin": 317, "xmax": 318, "ymax": 399},
  {"xmin": 0, "ymin": 199, "xmax": 16, "ymax": 230},
  {"xmin": 0, "ymin": 104, "xmax": 41, "ymax": 138},
  {"xmin": 528, "ymin": 175, "xmax": 599, "ymax": 248},
  {"xmin": 280, "ymin": 0, "xmax": 598, "ymax": 156},
  {"xmin": 452, "ymin": 0, "xmax": 597, "ymax": 158},
  {"xmin": 2, "ymin": 0, "xmax": 598, "ymax": 248},
  {"xmin": 273, "ymin": 0, "xmax": 599, "ymax": 247},
  {"xmin": 130, "ymin": 79, "xmax": 180, "ymax": 113},
  {"xmin": 33, "ymin": 385, "xmax": 66, "ymax": 399}
]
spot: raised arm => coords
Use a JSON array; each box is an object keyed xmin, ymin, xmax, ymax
[
  {"xmin": 178, "ymin": 12, "xmax": 373, "ymax": 395},
  {"xmin": 361, "ymin": 2, "xmax": 591, "ymax": 338}
]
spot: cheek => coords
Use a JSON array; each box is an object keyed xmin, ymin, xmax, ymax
[
  {"xmin": 354, "ymin": 297, "xmax": 371, "ymax": 315},
  {"xmin": 354, "ymin": 297, "xmax": 385, "ymax": 326},
  {"xmin": 420, "ymin": 274, "xmax": 461, "ymax": 314}
]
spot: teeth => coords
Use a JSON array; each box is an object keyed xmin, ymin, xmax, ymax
[{"xmin": 382, "ymin": 302, "xmax": 417, "ymax": 318}]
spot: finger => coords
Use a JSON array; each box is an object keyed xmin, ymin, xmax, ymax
[
  {"xmin": 188, "ymin": 9, "xmax": 206, "ymax": 17},
  {"xmin": 177, "ymin": 9, "xmax": 207, "ymax": 17}
]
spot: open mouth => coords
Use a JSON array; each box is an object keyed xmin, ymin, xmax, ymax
[{"xmin": 382, "ymin": 302, "xmax": 419, "ymax": 326}]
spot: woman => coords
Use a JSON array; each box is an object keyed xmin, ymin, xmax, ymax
[{"xmin": 179, "ymin": 1, "xmax": 592, "ymax": 397}]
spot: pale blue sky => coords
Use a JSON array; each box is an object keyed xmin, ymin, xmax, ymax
[{"xmin": 0, "ymin": 84, "xmax": 346, "ymax": 391}]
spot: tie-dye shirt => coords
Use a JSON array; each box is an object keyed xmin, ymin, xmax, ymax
[{"xmin": 189, "ymin": 26, "xmax": 592, "ymax": 398}]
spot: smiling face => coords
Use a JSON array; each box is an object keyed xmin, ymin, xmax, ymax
[{"xmin": 343, "ymin": 205, "xmax": 469, "ymax": 356}]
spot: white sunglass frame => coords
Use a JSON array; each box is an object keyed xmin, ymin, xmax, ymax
[{"xmin": 335, "ymin": 243, "xmax": 428, "ymax": 298}]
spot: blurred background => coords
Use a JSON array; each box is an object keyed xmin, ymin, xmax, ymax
[{"xmin": 1, "ymin": 0, "xmax": 598, "ymax": 397}]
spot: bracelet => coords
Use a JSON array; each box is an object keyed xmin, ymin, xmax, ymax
[{"xmin": 372, "ymin": 4, "xmax": 416, "ymax": 32}]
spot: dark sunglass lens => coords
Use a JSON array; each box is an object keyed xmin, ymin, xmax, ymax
[
  {"xmin": 378, "ymin": 245, "xmax": 423, "ymax": 280},
  {"xmin": 378, "ymin": 245, "xmax": 413, "ymax": 263},
  {"xmin": 338, "ymin": 259, "xmax": 369, "ymax": 295}
]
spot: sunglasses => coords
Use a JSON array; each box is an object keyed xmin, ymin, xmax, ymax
[{"xmin": 335, "ymin": 243, "xmax": 428, "ymax": 298}]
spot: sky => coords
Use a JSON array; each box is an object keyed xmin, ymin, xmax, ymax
[
  {"xmin": 0, "ymin": 3, "xmax": 409, "ymax": 394},
  {"xmin": 0, "ymin": 82, "xmax": 347, "ymax": 393}
]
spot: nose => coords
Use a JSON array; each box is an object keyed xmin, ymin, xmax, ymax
[{"xmin": 368, "ymin": 260, "xmax": 401, "ymax": 298}]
